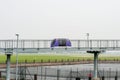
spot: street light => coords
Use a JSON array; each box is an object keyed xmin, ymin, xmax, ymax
[
  {"xmin": 86, "ymin": 33, "xmax": 89, "ymax": 40},
  {"xmin": 86, "ymin": 33, "xmax": 89, "ymax": 47},
  {"xmin": 15, "ymin": 34, "xmax": 19, "ymax": 80}
]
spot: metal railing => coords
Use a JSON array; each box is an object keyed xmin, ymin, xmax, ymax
[{"xmin": 0, "ymin": 39, "xmax": 120, "ymax": 51}]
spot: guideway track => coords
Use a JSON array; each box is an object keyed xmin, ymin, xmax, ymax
[{"xmin": 0, "ymin": 39, "xmax": 120, "ymax": 53}]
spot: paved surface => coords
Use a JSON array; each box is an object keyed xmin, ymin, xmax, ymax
[{"xmin": 0, "ymin": 60, "xmax": 120, "ymax": 68}]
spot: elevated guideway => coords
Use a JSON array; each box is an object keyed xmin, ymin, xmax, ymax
[{"xmin": 0, "ymin": 39, "xmax": 120, "ymax": 53}]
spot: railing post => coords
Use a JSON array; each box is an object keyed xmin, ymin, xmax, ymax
[
  {"xmin": 37, "ymin": 40, "xmax": 40, "ymax": 50},
  {"xmin": 102, "ymin": 69, "xmax": 104, "ymax": 80},
  {"xmin": 115, "ymin": 76, "xmax": 117, "ymax": 80},
  {"xmin": 115, "ymin": 70, "xmax": 118, "ymax": 80},
  {"xmin": 76, "ymin": 77, "xmax": 81, "ymax": 80},
  {"xmin": 90, "ymin": 40, "xmax": 92, "ymax": 49},
  {"xmin": 34, "ymin": 74, "xmax": 37, "ymax": 80},
  {"xmin": 100, "ymin": 40, "xmax": 101, "ymax": 49},
  {"xmin": 0, "ymin": 71, "xmax": 1, "ymax": 78},
  {"xmin": 88, "ymin": 72, "xmax": 92, "ymax": 80},
  {"xmin": 116, "ymin": 40, "xmax": 118, "ymax": 48},
  {"xmin": 102, "ymin": 76, "xmax": 104, "ymax": 80},
  {"xmin": 88, "ymin": 76, "xmax": 92, "ymax": 80},
  {"xmin": 57, "ymin": 69, "xmax": 60, "ymax": 80}
]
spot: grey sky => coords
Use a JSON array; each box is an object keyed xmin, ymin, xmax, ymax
[{"xmin": 0, "ymin": 0, "xmax": 120, "ymax": 39}]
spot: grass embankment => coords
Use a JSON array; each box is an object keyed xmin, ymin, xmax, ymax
[{"xmin": 0, "ymin": 54, "xmax": 120, "ymax": 64}]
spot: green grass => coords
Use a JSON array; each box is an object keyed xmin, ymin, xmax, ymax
[
  {"xmin": 0, "ymin": 54, "xmax": 87, "ymax": 63},
  {"xmin": 0, "ymin": 53, "xmax": 120, "ymax": 64}
]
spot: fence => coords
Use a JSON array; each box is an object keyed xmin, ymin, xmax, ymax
[{"xmin": 0, "ymin": 64, "xmax": 120, "ymax": 80}]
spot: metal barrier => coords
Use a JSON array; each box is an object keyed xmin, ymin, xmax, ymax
[
  {"xmin": 1, "ymin": 66, "xmax": 120, "ymax": 80},
  {"xmin": 0, "ymin": 40, "xmax": 120, "ymax": 52}
]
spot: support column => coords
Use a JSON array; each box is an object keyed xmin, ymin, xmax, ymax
[
  {"xmin": 87, "ymin": 50, "xmax": 102, "ymax": 80},
  {"xmin": 93, "ymin": 52, "xmax": 99, "ymax": 80},
  {"xmin": 6, "ymin": 54, "xmax": 11, "ymax": 80}
]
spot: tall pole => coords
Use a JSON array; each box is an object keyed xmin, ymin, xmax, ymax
[
  {"xmin": 86, "ymin": 33, "xmax": 89, "ymax": 48},
  {"xmin": 15, "ymin": 34, "xmax": 19, "ymax": 80}
]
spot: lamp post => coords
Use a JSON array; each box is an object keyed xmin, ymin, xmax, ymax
[
  {"xmin": 86, "ymin": 33, "xmax": 89, "ymax": 47},
  {"xmin": 15, "ymin": 34, "xmax": 19, "ymax": 80}
]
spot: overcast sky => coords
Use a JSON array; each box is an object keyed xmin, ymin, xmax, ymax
[{"xmin": 0, "ymin": 0, "xmax": 120, "ymax": 39}]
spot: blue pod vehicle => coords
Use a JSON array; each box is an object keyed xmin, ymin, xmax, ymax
[{"xmin": 51, "ymin": 38, "xmax": 71, "ymax": 47}]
